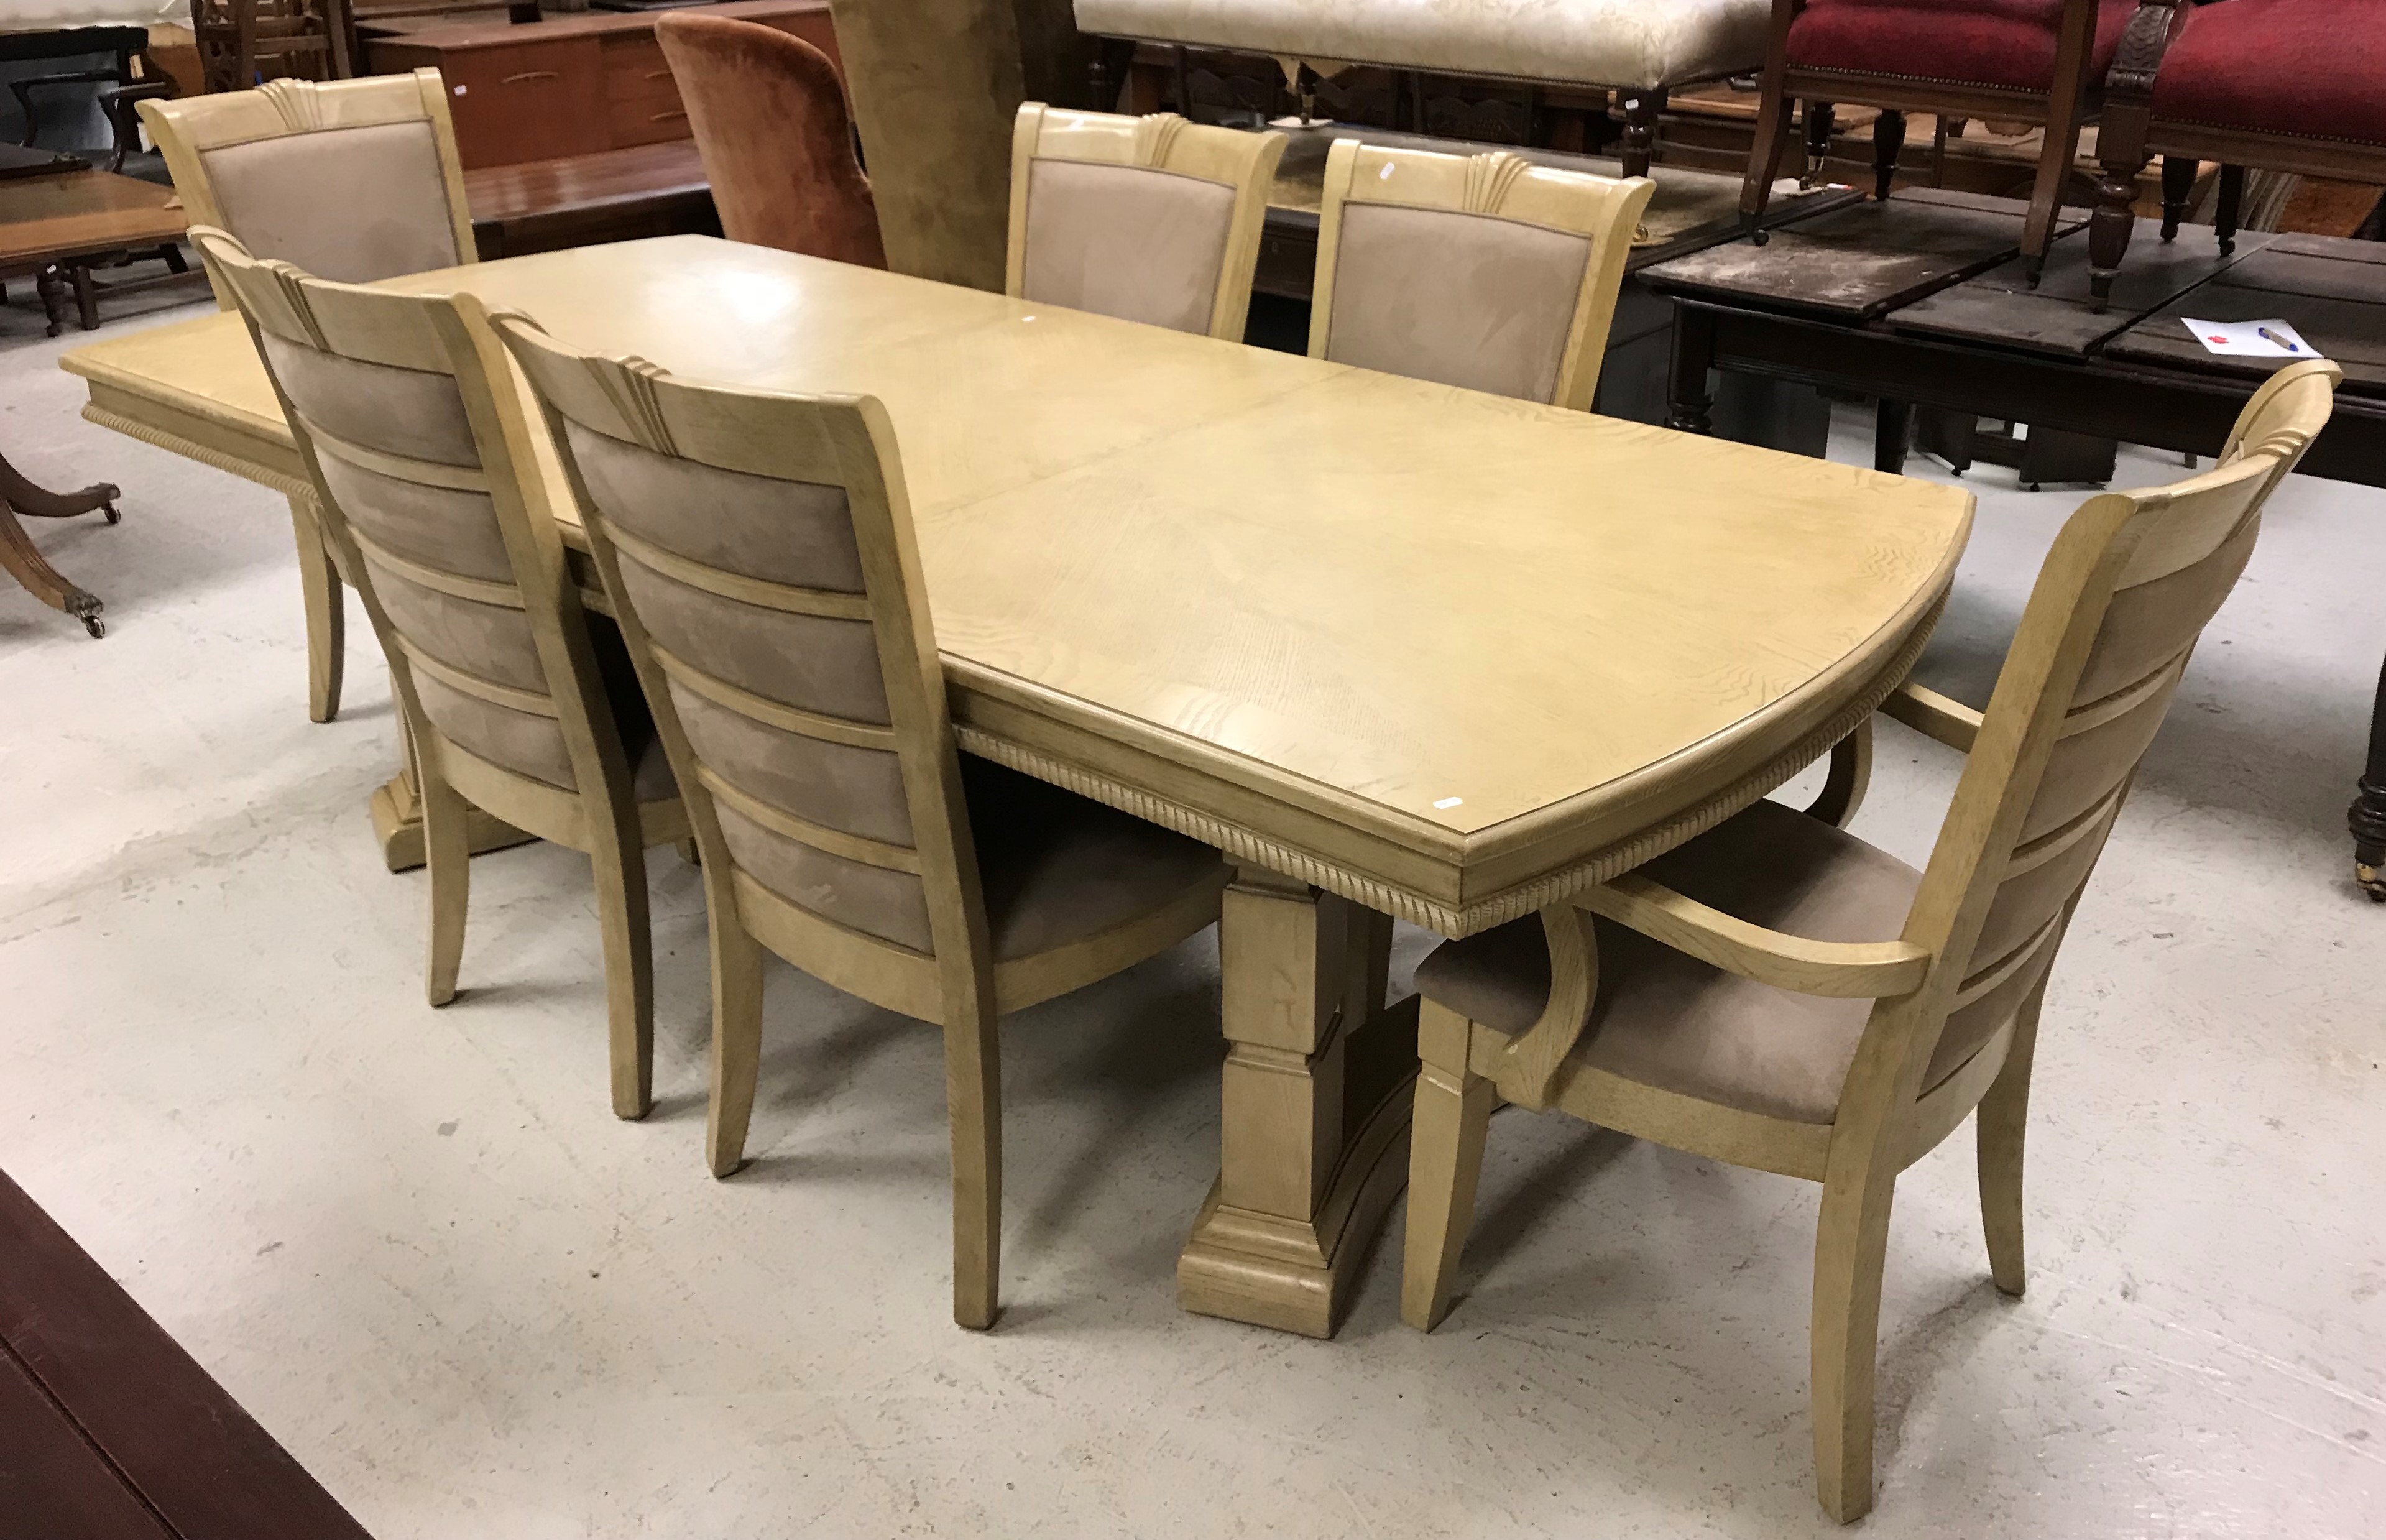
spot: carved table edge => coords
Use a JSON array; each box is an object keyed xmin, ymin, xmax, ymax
[
  {"xmin": 957, "ymin": 591, "xmax": 1943, "ymax": 938},
  {"xmin": 78, "ymin": 402, "xmax": 315, "ymax": 504}
]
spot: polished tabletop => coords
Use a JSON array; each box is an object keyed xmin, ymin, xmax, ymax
[{"xmin": 63, "ymin": 234, "xmax": 1971, "ymax": 933}]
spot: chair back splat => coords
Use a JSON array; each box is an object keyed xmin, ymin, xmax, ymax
[
  {"xmin": 1006, "ymin": 103, "xmax": 1284, "ymax": 341},
  {"xmin": 1309, "ymin": 138, "xmax": 1652, "ymax": 408},
  {"xmin": 143, "ymin": 70, "xmax": 475, "ymax": 309}
]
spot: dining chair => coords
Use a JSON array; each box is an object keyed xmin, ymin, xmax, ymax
[
  {"xmin": 1398, "ymin": 357, "xmax": 2339, "ymax": 1523},
  {"xmin": 1306, "ymin": 139, "xmax": 1654, "ymax": 410},
  {"xmin": 2088, "ymin": 0, "xmax": 2386, "ymax": 308},
  {"xmin": 1740, "ymin": 0, "xmax": 2141, "ymax": 276},
  {"xmin": 491, "ymin": 310, "xmax": 1232, "ymax": 1329},
  {"xmin": 655, "ymin": 11, "xmax": 887, "ymax": 267},
  {"xmin": 190, "ymin": 226, "xmax": 693, "ymax": 1125},
  {"xmin": 1006, "ymin": 102, "xmax": 1284, "ymax": 341},
  {"xmin": 142, "ymin": 70, "xmax": 476, "ymax": 727}
]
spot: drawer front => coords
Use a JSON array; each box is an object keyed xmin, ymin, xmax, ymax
[
  {"xmin": 437, "ymin": 39, "xmax": 607, "ymax": 168},
  {"xmin": 602, "ymin": 35, "xmax": 689, "ymax": 149}
]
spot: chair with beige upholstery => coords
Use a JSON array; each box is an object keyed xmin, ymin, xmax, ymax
[
  {"xmin": 1006, "ymin": 103, "xmax": 1284, "ymax": 341},
  {"xmin": 1397, "ymin": 358, "xmax": 2339, "ymax": 1522},
  {"xmin": 190, "ymin": 227, "xmax": 691, "ymax": 1125},
  {"xmin": 1308, "ymin": 140, "xmax": 1653, "ymax": 410},
  {"xmin": 141, "ymin": 71, "xmax": 476, "ymax": 727},
  {"xmin": 492, "ymin": 310, "xmax": 1232, "ymax": 1329}
]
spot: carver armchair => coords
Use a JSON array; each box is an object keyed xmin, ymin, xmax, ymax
[
  {"xmin": 495, "ymin": 313, "xmax": 1230, "ymax": 1329},
  {"xmin": 2090, "ymin": 0, "xmax": 2386, "ymax": 306},
  {"xmin": 1743, "ymin": 0, "xmax": 2141, "ymax": 275},
  {"xmin": 1307, "ymin": 139, "xmax": 1652, "ymax": 408},
  {"xmin": 1399, "ymin": 359, "xmax": 2338, "ymax": 1522},
  {"xmin": 194, "ymin": 227, "xmax": 694, "ymax": 1126}
]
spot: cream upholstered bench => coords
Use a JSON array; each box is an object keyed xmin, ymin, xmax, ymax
[{"xmin": 1073, "ymin": 0, "xmax": 1772, "ymax": 177}]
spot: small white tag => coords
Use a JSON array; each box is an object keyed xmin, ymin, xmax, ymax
[
  {"xmin": 1432, "ymin": 796, "xmax": 1463, "ymax": 809},
  {"xmin": 2180, "ymin": 317, "xmax": 2323, "ymax": 358}
]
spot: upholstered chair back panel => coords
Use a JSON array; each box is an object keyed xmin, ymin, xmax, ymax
[
  {"xmin": 202, "ymin": 122, "xmax": 461, "ymax": 284},
  {"xmin": 258, "ymin": 330, "xmax": 573, "ymax": 790},
  {"xmin": 563, "ymin": 419, "xmax": 936, "ymax": 954},
  {"xmin": 1324, "ymin": 202, "xmax": 1591, "ymax": 403},
  {"xmin": 1020, "ymin": 159, "xmax": 1237, "ymax": 334}
]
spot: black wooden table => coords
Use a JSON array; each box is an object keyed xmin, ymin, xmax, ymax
[{"xmin": 1644, "ymin": 193, "xmax": 2386, "ymax": 897}]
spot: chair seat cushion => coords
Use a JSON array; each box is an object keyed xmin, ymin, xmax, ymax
[
  {"xmin": 1786, "ymin": 0, "xmax": 2137, "ymax": 96},
  {"xmin": 1414, "ymin": 799, "xmax": 1935, "ymax": 1123},
  {"xmin": 2152, "ymin": 0, "xmax": 2386, "ymax": 147},
  {"xmin": 1072, "ymin": 0, "xmax": 1772, "ymax": 90},
  {"xmin": 965, "ymin": 757, "xmax": 1223, "ymax": 961}
]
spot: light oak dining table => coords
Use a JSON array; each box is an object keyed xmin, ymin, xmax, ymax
[{"xmin": 60, "ymin": 234, "xmax": 1973, "ymax": 1337}]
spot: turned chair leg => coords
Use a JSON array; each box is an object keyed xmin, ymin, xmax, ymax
[
  {"xmin": 2088, "ymin": 145, "xmax": 2153, "ymax": 312},
  {"xmin": 1401, "ymin": 999, "xmax": 1496, "ymax": 1331},
  {"xmin": 1977, "ymin": 971, "xmax": 2048, "ymax": 1297},
  {"xmin": 944, "ymin": 992, "xmax": 1002, "ymax": 1330},
  {"xmin": 420, "ymin": 752, "xmax": 471, "ymax": 1008},
  {"xmin": 1811, "ymin": 1163, "xmax": 1897, "ymax": 1523},
  {"xmin": 1871, "ymin": 107, "xmax": 1905, "ymax": 202},
  {"xmin": 2158, "ymin": 155, "xmax": 2197, "ymax": 240},
  {"xmin": 286, "ymin": 494, "xmax": 345, "ymax": 722},
  {"xmin": 1803, "ymin": 99, "xmax": 1835, "ymax": 188},
  {"xmin": 704, "ymin": 901, "xmax": 767, "ymax": 1178},
  {"xmin": 2214, "ymin": 164, "xmax": 2245, "ymax": 256},
  {"xmin": 1618, "ymin": 88, "xmax": 1666, "ymax": 181},
  {"xmin": 589, "ymin": 821, "xmax": 656, "ymax": 1122}
]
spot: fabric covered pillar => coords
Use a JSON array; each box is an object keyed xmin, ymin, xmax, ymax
[{"xmin": 828, "ymin": 0, "xmax": 1095, "ymax": 290}]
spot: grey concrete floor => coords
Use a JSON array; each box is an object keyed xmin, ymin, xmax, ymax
[{"xmin": 3, "ymin": 290, "xmax": 2382, "ymax": 1539}]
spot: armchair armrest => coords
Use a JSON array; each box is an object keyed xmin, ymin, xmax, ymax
[
  {"xmin": 1880, "ymin": 680, "xmax": 1983, "ymax": 753},
  {"xmin": 1577, "ymin": 872, "xmax": 1930, "ymax": 1000}
]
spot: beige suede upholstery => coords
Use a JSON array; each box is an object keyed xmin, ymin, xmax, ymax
[
  {"xmin": 1019, "ymin": 158, "xmax": 1238, "ymax": 335},
  {"xmin": 1322, "ymin": 202, "xmax": 1593, "ymax": 403},
  {"xmin": 561, "ymin": 420, "xmax": 1224, "ymax": 961},
  {"xmin": 201, "ymin": 122, "xmax": 461, "ymax": 285}
]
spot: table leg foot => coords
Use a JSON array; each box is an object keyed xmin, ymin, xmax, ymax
[
  {"xmin": 371, "ymin": 772, "xmax": 538, "ymax": 874},
  {"xmin": 1179, "ymin": 997, "xmax": 1419, "ymax": 1337}
]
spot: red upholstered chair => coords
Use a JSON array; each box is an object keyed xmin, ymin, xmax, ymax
[
  {"xmin": 656, "ymin": 11, "xmax": 886, "ymax": 267},
  {"xmin": 2090, "ymin": 0, "xmax": 2386, "ymax": 306},
  {"xmin": 1742, "ymin": 0, "xmax": 2140, "ymax": 275}
]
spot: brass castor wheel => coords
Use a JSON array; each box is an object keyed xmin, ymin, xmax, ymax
[
  {"xmin": 102, "ymin": 499, "xmax": 121, "ymax": 526},
  {"xmin": 2359, "ymin": 862, "xmax": 2386, "ymax": 903},
  {"xmin": 68, "ymin": 595, "xmax": 104, "ymax": 639}
]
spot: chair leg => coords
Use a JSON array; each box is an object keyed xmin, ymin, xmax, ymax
[
  {"xmin": 2214, "ymin": 164, "xmax": 2244, "ymax": 256},
  {"xmin": 1741, "ymin": 88, "xmax": 1796, "ymax": 243},
  {"xmin": 1978, "ymin": 971, "xmax": 2049, "ymax": 1297},
  {"xmin": 704, "ymin": 900, "xmax": 767, "ymax": 1178},
  {"xmin": 1803, "ymin": 99, "xmax": 1835, "ymax": 188},
  {"xmin": 287, "ymin": 494, "xmax": 344, "ymax": 723},
  {"xmin": 2158, "ymin": 155, "xmax": 2197, "ymax": 240},
  {"xmin": 588, "ymin": 823, "xmax": 655, "ymax": 1122},
  {"xmin": 943, "ymin": 993, "xmax": 1002, "ymax": 1330},
  {"xmin": 1871, "ymin": 108, "xmax": 1905, "ymax": 202},
  {"xmin": 420, "ymin": 750, "xmax": 470, "ymax": 1008},
  {"xmin": 1811, "ymin": 1163, "xmax": 1897, "ymax": 1523},
  {"xmin": 2088, "ymin": 145, "xmax": 2152, "ymax": 312},
  {"xmin": 1401, "ymin": 1000, "xmax": 1496, "ymax": 1331}
]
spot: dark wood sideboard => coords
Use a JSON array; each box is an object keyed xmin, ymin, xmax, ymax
[{"xmin": 361, "ymin": 0, "xmax": 838, "ymax": 169}]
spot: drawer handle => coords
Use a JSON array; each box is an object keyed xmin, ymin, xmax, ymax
[
  {"xmin": 649, "ymin": 109, "xmax": 688, "ymax": 122},
  {"xmin": 502, "ymin": 70, "xmax": 559, "ymax": 85}
]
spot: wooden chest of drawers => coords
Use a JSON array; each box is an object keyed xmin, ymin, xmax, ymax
[{"xmin": 364, "ymin": 0, "xmax": 840, "ymax": 170}]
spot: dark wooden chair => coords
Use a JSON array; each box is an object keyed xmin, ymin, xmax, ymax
[
  {"xmin": 2090, "ymin": 0, "xmax": 2386, "ymax": 308},
  {"xmin": 1742, "ymin": 0, "xmax": 2140, "ymax": 277}
]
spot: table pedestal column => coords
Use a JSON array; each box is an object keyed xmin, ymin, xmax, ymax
[
  {"xmin": 1179, "ymin": 861, "xmax": 1416, "ymax": 1337},
  {"xmin": 369, "ymin": 679, "xmax": 537, "ymax": 873}
]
